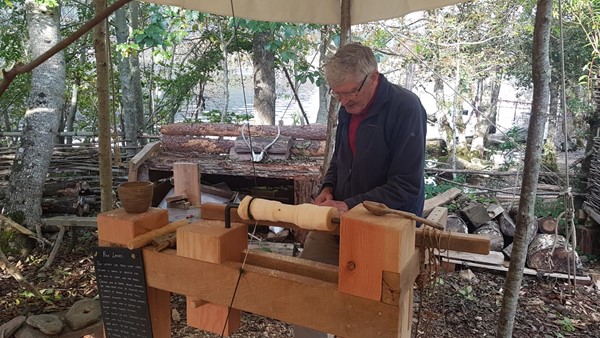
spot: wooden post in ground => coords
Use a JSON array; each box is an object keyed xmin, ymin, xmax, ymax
[{"xmin": 97, "ymin": 208, "xmax": 172, "ymax": 337}]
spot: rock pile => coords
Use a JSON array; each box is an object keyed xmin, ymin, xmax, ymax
[{"xmin": 0, "ymin": 298, "xmax": 103, "ymax": 338}]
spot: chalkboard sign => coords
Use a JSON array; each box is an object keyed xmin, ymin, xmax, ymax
[{"xmin": 94, "ymin": 247, "xmax": 153, "ymax": 338}]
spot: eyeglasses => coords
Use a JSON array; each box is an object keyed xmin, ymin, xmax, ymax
[{"xmin": 329, "ymin": 74, "xmax": 368, "ymax": 100}]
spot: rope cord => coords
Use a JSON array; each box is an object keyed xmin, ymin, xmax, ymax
[
  {"xmin": 414, "ymin": 227, "xmax": 452, "ymax": 337},
  {"xmin": 220, "ymin": 1, "xmax": 261, "ymax": 336},
  {"xmin": 558, "ymin": 0, "xmax": 578, "ymax": 291}
]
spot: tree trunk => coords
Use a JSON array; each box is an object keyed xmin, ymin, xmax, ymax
[
  {"xmin": 497, "ymin": 1, "xmax": 553, "ymax": 337},
  {"xmin": 316, "ymin": 27, "xmax": 331, "ymax": 125},
  {"xmin": 65, "ymin": 81, "xmax": 79, "ymax": 145},
  {"xmin": 542, "ymin": 81, "xmax": 559, "ymax": 171},
  {"xmin": 470, "ymin": 76, "xmax": 500, "ymax": 155},
  {"xmin": 3, "ymin": 0, "xmax": 65, "ymax": 231},
  {"xmin": 129, "ymin": 1, "xmax": 146, "ymax": 142},
  {"xmin": 218, "ymin": 18, "xmax": 231, "ymax": 122},
  {"xmin": 94, "ymin": 0, "xmax": 114, "ymax": 212},
  {"xmin": 546, "ymin": 81, "xmax": 559, "ymax": 149},
  {"xmin": 115, "ymin": 4, "xmax": 139, "ymax": 156},
  {"xmin": 252, "ymin": 31, "xmax": 276, "ymax": 125},
  {"xmin": 488, "ymin": 70, "xmax": 501, "ymax": 135},
  {"xmin": 322, "ymin": 0, "xmax": 350, "ymax": 179},
  {"xmin": 434, "ymin": 76, "xmax": 453, "ymax": 146}
]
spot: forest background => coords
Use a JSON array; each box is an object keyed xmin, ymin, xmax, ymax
[
  {"xmin": 0, "ymin": 0, "xmax": 598, "ymax": 337},
  {"xmin": 0, "ymin": 0, "xmax": 598, "ymax": 228}
]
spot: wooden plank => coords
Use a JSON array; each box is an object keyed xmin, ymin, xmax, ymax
[
  {"xmin": 43, "ymin": 216, "xmax": 98, "ymax": 227},
  {"xmin": 339, "ymin": 205, "xmax": 416, "ymax": 301},
  {"xmin": 244, "ymin": 249, "xmax": 338, "ymax": 284},
  {"xmin": 143, "ymin": 249, "xmax": 400, "ymax": 338},
  {"xmin": 434, "ymin": 249, "xmax": 505, "ymax": 265},
  {"xmin": 415, "ymin": 228, "xmax": 490, "ymax": 255},
  {"xmin": 128, "ymin": 141, "xmax": 161, "ymax": 181},
  {"xmin": 173, "ymin": 162, "xmax": 201, "ymax": 206},
  {"xmin": 425, "ymin": 207, "xmax": 448, "ymax": 228},
  {"xmin": 423, "ymin": 187, "xmax": 462, "ymax": 217},
  {"xmin": 443, "ymin": 258, "xmax": 592, "ymax": 285}
]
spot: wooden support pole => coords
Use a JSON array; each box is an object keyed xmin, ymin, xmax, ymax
[
  {"xmin": 173, "ymin": 162, "xmax": 201, "ymax": 206},
  {"xmin": 176, "ymin": 220, "xmax": 247, "ymax": 335}
]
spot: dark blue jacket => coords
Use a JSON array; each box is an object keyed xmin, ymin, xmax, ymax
[{"xmin": 321, "ymin": 74, "xmax": 426, "ymax": 216}]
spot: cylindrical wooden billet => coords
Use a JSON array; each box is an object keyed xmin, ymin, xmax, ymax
[{"xmin": 237, "ymin": 196, "xmax": 338, "ymax": 231}]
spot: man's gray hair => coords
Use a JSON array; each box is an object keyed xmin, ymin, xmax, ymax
[{"xmin": 322, "ymin": 43, "xmax": 378, "ymax": 87}]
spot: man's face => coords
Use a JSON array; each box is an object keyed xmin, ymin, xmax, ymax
[{"xmin": 329, "ymin": 73, "xmax": 376, "ymax": 114}]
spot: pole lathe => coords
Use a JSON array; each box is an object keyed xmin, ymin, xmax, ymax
[{"xmin": 98, "ymin": 196, "xmax": 490, "ymax": 337}]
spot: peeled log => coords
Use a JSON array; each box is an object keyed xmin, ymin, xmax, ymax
[
  {"xmin": 162, "ymin": 135, "xmax": 234, "ymax": 154},
  {"xmin": 446, "ymin": 214, "xmax": 468, "ymax": 233},
  {"xmin": 160, "ymin": 123, "xmax": 327, "ymax": 140},
  {"xmin": 537, "ymin": 216, "xmax": 557, "ymax": 234},
  {"xmin": 473, "ymin": 220, "xmax": 504, "ymax": 251},
  {"xmin": 527, "ymin": 234, "xmax": 582, "ymax": 274}
]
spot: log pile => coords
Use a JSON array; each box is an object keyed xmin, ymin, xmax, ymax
[
  {"xmin": 0, "ymin": 144, "xmax": 128, "ymax": 215},
  {"xmin": 428, "ymin": 189, "xmax": 583, "ymax": 275}
]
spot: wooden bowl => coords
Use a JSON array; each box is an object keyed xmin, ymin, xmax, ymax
[{"xmin": 117, "ymin": 181, "xmax": 154, "ymax": 214}]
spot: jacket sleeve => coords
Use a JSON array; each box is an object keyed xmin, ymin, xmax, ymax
[{"xmin": 344, "ymin": 95, "xmax": 426, "ymax": 214}]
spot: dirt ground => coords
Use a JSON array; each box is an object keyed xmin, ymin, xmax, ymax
[{"xmin": 1, "ymin": 228, "xmax": 599, "ymax": 338}]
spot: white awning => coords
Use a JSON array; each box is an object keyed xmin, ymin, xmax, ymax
[{"xmin": 142, "ymin": 0, "xmax": 468, "ymax": 25}]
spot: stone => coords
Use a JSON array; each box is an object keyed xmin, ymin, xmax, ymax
[
  {"xmin": 14, "ymin": 324, "xmax": 52, "ymax": 338},
  {"xmin": 461, "ymin": 203, "xmax": 492, "ymax": 227},
  {"xmin": 26, "ymin": 314, "xmax": 63, "ymax": 335},
  {"xmin": 64, "ymin": 299, "xmax": 102, "ymax": 331},
  {"xmin": 58, "ymin": 320, "xmax": 104, "ymax": 338},
  {"xmin": 0, "ymin": 315, "xmax": 26, "ymax": 338},
  {"xmin": 459, "ymin": 269, "xmax": 478, "ymax": 282}
]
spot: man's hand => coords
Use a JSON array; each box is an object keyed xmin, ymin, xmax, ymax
[
  {"xmin": 314, "ymin": 187, "xmax": 334, "ymax": 204},
  {"xmin": 318, "ymin": 199, "xmax": 349, "ymax": 213}
]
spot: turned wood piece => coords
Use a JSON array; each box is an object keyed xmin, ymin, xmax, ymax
[{"xmin": 237, "ymin": 196, "xmax": 338, "ymax": 231}]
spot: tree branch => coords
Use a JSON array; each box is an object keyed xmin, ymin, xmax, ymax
[{"xmin": 0, "ymin": 0, "xmax": 133, "ymax": 98}]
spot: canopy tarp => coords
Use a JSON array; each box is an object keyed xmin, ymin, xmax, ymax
[{"xmin": 143, "ymin": 0, "xmax": 467, "ymax": 25}]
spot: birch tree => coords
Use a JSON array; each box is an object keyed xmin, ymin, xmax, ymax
[{"xmin": 3, "ymin": 0, "xmax": 65, "ymax": 235}]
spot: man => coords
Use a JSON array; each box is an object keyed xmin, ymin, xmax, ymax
[
  {"xmin": 294, "ymin": 43, "xmax": 426, "ymax": 338},
  {"xmin": 301, "ymin": 42, "xmax": 427, "ymax": 266}
]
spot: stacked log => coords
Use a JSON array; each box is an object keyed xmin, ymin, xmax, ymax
[
  {"xmin": 527, "ymin": 234, "xmax": 582, "ymax": 274},
  {"xmin": 160, "ymin": 123, "xmax": 327, "ymax": 158}
]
